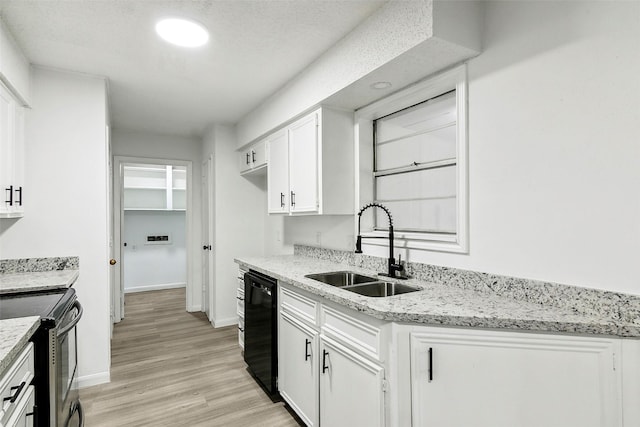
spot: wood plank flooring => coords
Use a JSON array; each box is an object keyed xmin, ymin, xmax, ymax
[{"xmin": 80, "ymin": 288, "xmax": 301, "ymax": 427}]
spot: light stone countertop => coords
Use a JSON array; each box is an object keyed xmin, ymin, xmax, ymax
[
  {"xmin": 236, "ymin": 255, "xmax": 639, "ymax": 338},
  {"xmin": 0, "ymin": 316, "xmax": 40, "ymax": 378},
  {"xmin": 0, "ymin": 270, "xmax": 79, "ymax": 294}
]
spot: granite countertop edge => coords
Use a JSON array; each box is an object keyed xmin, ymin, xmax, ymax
[
  {"xmin": 236, "ymin": 255, "xmax": 639, "ymax": 338},
  {"xmin": 0, "ymin": 316, "xmax": 40, "ymax": 378},
  {"xmin": 0, "ymin": 269, "xmax": 79, "ymax": 294}
]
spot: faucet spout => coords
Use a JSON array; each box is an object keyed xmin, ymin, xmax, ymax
[{"xmin": 355, "ymin": 203, "xmax": 406, "ymax": 279}]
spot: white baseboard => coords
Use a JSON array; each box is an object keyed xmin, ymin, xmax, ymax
[
  {"xmin": 187, "ymin": 304, "xmax": 201, "ymax": 312},
  {"xmin": 212, "ymin": 316, "xmax": 238, "ymax": 328},
  {"xmin": 124, "ymin": 282, "xmax": 186, "ymax": 294},
  {"xmin": 77, "ymin": 371, "xmax": 110, "ymax": 389}
]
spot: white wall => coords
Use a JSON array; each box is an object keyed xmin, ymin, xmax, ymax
[
  {"xmin": 111, "ymin": 128, "xmax": 203, "ymax": 309},
  {"xmin": 123, "ymin": 210, "xmax": 186, "ymax": 292},
  {"xmin": 265, "ymin": 215, "xmax": 354, "ymax": 255},
  {"xmin": 364, "ymin": 1, "xmax": 640, "ymax": 296},
  {"xmin": 202, "ymin": 124, "xmax": 265, "ymax": 326},
  {"xmin": 0, "ymin": 67, "xmax": 111, "ymax": 386}
]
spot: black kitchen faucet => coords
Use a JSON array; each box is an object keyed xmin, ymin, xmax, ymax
[{"xmin": 355, "ymin": 202, "xmax": 406, "ymax": 279}]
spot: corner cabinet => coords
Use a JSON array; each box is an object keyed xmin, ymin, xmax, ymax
[
  {"xmin": 0, "ymin": 81, "xmax": 25, "ymax": 218},
  {"xmin": 267, "ymin": 108, "xmax": 354, "ymax": 215}
]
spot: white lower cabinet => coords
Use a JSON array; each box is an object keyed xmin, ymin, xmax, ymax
[
  {"xmin": 279, "ymin": 312, "xmax": 319, "ymax": 426},
  {"xmin": 0, "ymin": 343, "xmax": 35, "ymax": 427},
  {"xmin": 278, "ymin": 284, "xmax": 386, "ymax": 427},
  {"xmin": 319, "ymin": 335, "xmax": 385, "ymax": 427},
  {"xmin": 6, "ymin": 384, "xmax": 34, "ymax": 427},
  {"xmin": 274, "ymin": 282, "xmax": 635, "ymax": 427},
  {"xmin": 410, "ymin": 328, "xmax": 622, "ymax": 427}
]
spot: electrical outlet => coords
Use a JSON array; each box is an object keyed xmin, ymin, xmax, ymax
[{"xmin": 316, "ymin": 231, "xmax": 322, "ymax": 246}]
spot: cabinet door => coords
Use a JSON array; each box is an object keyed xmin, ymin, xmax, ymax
[
  {"xmin": 410, "ymin": 330, "xmax": 621, "ymax": 427},
  {"xmin": 251, "ymin": 140, "xmax": 267, "ymax": 169},
  {"xmin": 239, "ymin": 147, "xmax": 253, "ymax": 173},
  {"xmin": 320, "ymin": 336, "xmax": 385, "ymax": 427},
  {"xmin": 0, "ymin": 83, "xmax": 14, "ymax": 215},
  {"xmin": 279, "ymin": 312, "xmax": 319, "ymax": 427},
  {"xmin": 12, "ymin": 105, "xmax": 24, "ymax": 215},
  {"xmin": 267, "ymin": 129, "xmax": 289, "ymax": 213},
  {"xmin": 289, "ymin": 111, "xmax": 319, "ymax": 213}
]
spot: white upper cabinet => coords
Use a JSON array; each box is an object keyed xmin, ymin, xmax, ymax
[
  {"xmin": 267, "ymin": 129, "xmax": 289, "ymax": 213},
  {"xmin": 288, "ymin": 112, "xmax": 319, "ymax": 213},
  {"xmin": 0, "ymin": 81, "xmax": 25, "ymax": 218},
  {"xmin": 239, "ymin": 139, "xmax": 267, "ymax": 174},
  {"xmin": 267, "ymin": 107, "xmax": 353, "ymax": 215}
]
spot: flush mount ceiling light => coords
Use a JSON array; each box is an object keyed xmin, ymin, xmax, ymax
[
  {"xmin": 370, "ymin": 81, "xmax": 392, "ymax": 90},
  {"xmin": 155, "ymin": 18, "xmax": 209, "ymax": 47}
]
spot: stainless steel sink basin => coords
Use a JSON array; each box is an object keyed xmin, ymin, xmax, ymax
[
  {"xmin": 343, "ymin": 282, "xmax": 421, "ymax": 297},
  {"xmin": 305, "ymin": 271, "xmax": 379, "ymax": 287}
]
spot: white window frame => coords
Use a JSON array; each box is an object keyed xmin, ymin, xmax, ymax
[{"xmin": 354, "ymin": 64, "xmax": 468, "ymax": 254}]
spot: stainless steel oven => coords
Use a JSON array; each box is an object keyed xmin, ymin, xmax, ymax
[{"xmin": 0, "ymin": 287, "xmax": 84, "ymax": 426}]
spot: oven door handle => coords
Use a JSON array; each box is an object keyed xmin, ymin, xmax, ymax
[
  {"xmin": 67, "ymin": 400, "xmax": 84, "ymax": 427},
  {"xmin": 57, "ymin": 300, "xmax": 83, "ymax": 338}
]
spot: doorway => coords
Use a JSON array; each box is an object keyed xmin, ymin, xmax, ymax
[{"xmin": 112, "ymin": 156, "xmax": 194, "ymax": 322}]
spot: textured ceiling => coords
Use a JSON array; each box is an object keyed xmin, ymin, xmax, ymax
[{"xmin": 0, "ymin": 0, "xmax": 386, "ymax": 137}]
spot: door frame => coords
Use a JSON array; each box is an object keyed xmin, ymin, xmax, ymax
[
  {"xmin": 201, "ymin": 154, "xmax": 215, "ymax": 322},
  {"xmin": 112, "ymin": 155, "xmax": 194, "ymax": 322}
]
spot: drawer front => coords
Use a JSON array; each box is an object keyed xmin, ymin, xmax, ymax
[
  {"xmin": 280, "ymin": 286, "xmax": 318, "ymax": 327},
  {"xmin": 237, "ymin": 288, "xmax": 245, "ymax": 316},
  {"xmin": 321, "ymin": 305, "xmax": 381, "ymax": 360},
  {"xmin": 0, "ymin": 342, "xmax": 34, "ymax": 425},
  {"xmin": 238, "ymin": 316, "xmax": 245, "ymax": 349},
  {"xmin": 238, "ymin": 266, "xmax": 248, "ymax": 282},
  {"xmin": 6, "ymin": 384, "xmax": 34, "ymax": 427}
]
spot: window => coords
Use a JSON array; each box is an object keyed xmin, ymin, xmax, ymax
[{"xmin": 356, "ymin": 65, "xmax": 468, "ymax": 253}]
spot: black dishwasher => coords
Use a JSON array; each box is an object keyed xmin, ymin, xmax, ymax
[{"xmin": 243, "ymin": 270, "xmax": 279, "ymax": 398}]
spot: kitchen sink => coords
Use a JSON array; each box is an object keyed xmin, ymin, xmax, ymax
[
  {"xmin": 343, "ymin": 282, "xmax": 421, "ymax": 297},
  {"xmin": 304, "ymin": 271, "xmax": 379, "ymax": 287}
]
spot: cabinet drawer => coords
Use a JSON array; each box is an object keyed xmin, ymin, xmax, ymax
[
  {"xmin": 321, "ymin": 306, "xmax": 381, "ymax": 360},
  {"xmin": 238, "ymin": 316, "xmax": 245, "ymax": 349},
  {"xmin": 5, "ymin": 384, "xmax": 34, "ymax": 427},
  {"xmin": 0, "ymin": 342, "xmax": 34, "ymax": 425},
  {"xmin": 237, "ymin": 288, "xmax": 245, "ymax": 316},
  {"xmin": 281, "ymin": 286, "xmax": 318, "ymax": 326}
]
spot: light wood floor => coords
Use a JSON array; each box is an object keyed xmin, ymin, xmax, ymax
[{"xmin": 80, "ymin": 288, "xmax": 301, "ymax": 427}]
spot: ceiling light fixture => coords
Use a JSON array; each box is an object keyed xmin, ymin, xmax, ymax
[
  {"xmin": 155, "ymin": 18, "xmax": 209, "ymax": 48},
  {"xmin": 370, "ymin": 81, "xmax": 392, "ymax": 90}
]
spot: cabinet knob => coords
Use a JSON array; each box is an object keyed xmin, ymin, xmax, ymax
[
  {"xmin": 291, "ymin": 191, "xmax": 296, "ymax": 207},
  {"xmin": 109, "ymin": 259, "xmax": 117, "ymax": 265},
  {"xmin": 280, "ymin": 192, "xmax": 285, "ymax": 208}
]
